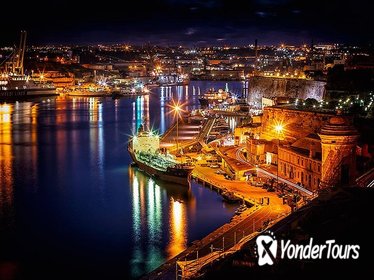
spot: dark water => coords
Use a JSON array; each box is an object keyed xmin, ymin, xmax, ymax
[{"xmin": 0, "ymin": 81, "xmax": 245, "ymax": 279}]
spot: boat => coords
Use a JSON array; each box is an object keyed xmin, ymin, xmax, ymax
[
  {"xmin": 0, "ymin": 74, "xmax": 57, "ymax": 100},
  {"xmin": 128, "ymin": 125, "xmax": 194, "ymax": 186},
  {"xmin": 0, "ymin": 31, "xmax": 57, "ymax": 100},
  {"xmin": 145, "ymin": 73, "xmax": 189, "ymax": 87},
  {"xmin": 111, "ymin": 86, "xmax": 150, "ymax": 99},
  {"xmin": 221, "ymin": 191, "xmax": 241, "ymax": 203},
  {"xmin": 65, "ymin": 89, "xmax": 110, "ymax": 97},
  {"xmin": 63, "ymin": 83, "xmax": 112, "ymax": 97},
  {"xmin": 198, "ymin": 88, "xmax": 231, "ymax": 107},
  {"xmin": 235, "ymin": 204, "xmax": 247, "ymax": 215}
]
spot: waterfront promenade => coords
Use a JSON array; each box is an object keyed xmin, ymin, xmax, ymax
[{"xmin": 143, "ymin": 164, "xmax": 290, "ymax": 280}]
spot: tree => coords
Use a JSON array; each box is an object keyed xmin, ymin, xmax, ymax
[{"xmin": 304, "ymin": 98, "xmax": 319, "ymax": 107}]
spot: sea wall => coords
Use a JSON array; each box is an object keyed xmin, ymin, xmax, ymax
[{"xmin": 248, "ymin": 76, "xmax": 326, "ymax": 105}]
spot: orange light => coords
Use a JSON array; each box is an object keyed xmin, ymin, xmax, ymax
[
  {"xmin": 168, "ymin": 99, "xmax": 186, "ymax": 118},
  {"xmin": 167, "ymin": 198, "xmax": 187, "ymax": 258},
  {"xmin": 274, "ymin": 124, "xmax": 284, "ymax": 134}
]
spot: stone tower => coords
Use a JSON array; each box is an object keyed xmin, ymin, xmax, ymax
[{"xmin": 318, "ymin": 114, "xmax": 359, "ymax": 188}]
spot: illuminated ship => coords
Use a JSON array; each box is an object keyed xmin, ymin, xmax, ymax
[
  {"xmin": 0, "ymin": 74, "xmax": 57, "ymax": 99},
  {"xmin": 0, "ymin": 31, "xmax": 57, "ymax": 100},
  {"xmin": 111, "ymin": 85, "xmax": 150, "ymax": 99},
  {"xmin": 128, "ymin": 125, "xmax": 194, "ymax": 186},
  {"xmin": 146, "ymin": 74, "xmax": 189, "ymax": 87},
  {"xmin": 198, "ymin": 88, "xmax": 232, "ymax": 106},
  {"xmin": 63, "ymin": 83, "xmax": 112, "ymax": 97}
]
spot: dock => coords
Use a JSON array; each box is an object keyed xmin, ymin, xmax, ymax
[{"xmin": 142, "ymin": 166, "xmax": 290, "ymax": 280}]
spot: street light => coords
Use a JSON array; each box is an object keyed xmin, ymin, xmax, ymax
[
  {"xmin": 175, "ymin": 104, "xmax": 181, "ymax": 152},
  {"xmin": 169, "ymin": 100, "xmax": 184, "ymax": 154},
  {"xmin": 274, "ymin": 123, "xmax": 284, "ymax": 188},
  {"xmin": 275, "ymin": 124, "xmax": 283, "ymax": 135}
]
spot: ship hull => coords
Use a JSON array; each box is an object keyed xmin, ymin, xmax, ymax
[
  {"xmin": 0, "ymin": 88, "xmax": 58, "ymax": 100},
  {"xmin": 128, "ymin": 147, "xmax": 192, "ymax": 186},
  {"xmin": 112, "ymin": 92, "xmax": 149, "ymax": 99},
  {"xmin": 66, "ymin": 92, "xmax": 111, "ymax": 97}
]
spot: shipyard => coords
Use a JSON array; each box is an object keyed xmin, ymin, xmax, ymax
[{"xmin": 1, "ymin": 1, "xmax": 373, "ymax": 279}]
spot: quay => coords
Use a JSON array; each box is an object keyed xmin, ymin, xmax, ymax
[{"xmin": 142, "ymin": 164, "xmax": 290, "ymax": 280}]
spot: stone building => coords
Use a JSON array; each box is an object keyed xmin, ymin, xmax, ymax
[
  {"xmin": 246, "ymin": 139, "xmax": 278, "ymax": 166},
  {"xmin": 278, "ymin": 134, "xmax": 322, "ymax": 191},
  {"xmin": 261, "ymin": 106, "xmax": 334, "ymax": 141},
  {"xmin": 254, "ymin": 106, "xmax": 359, "ymax": 191},
  {"xmin": 319, "ymin": 115, "xmax": 359, "ymax": 187}
]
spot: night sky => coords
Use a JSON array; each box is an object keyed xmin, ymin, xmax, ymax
[{"xmin": 2, "ymin": 0, "xmax": 372, "ymax": 45}]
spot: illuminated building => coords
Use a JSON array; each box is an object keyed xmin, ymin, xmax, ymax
[
  {"xmin": 249, "ymin": 106, "xmax": 360, "ymax": 190},
  {"xmin": 278, "ymin": 134, "xmax": 322, "ymax": 191}
]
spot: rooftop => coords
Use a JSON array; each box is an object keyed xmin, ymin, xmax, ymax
[{"xmin": 281, "ymin": 134, "xmax": 322, "ymax": 160}]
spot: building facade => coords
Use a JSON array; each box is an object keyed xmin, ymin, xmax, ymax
[{"xmin": 278, "ymin": 134, "xmax": 322, "ymax": 191}]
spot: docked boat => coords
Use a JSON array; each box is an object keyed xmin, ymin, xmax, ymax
[
  {"xmin": 63, "ymin": 83, "xmax": 112, "ymax": 97},
  {"xmin": 221, "ymin": 191, "xmax": 241, "ymax": 203},
  {"xmin": 235, "ymin": 204, "xmax": 247, "ymax": 215},
  {"xmin": 111, "ymin": 86, "xmax": 150, "ymax": 99},
  {"xmin": 198, "ymin": 88, "xmax": 232, "ymax": 106},
  {"xmin": 145, "ymin": 74, "xmax": 189, "ymax": 87},
  {"xmin": 0, "ymin": 74, "xmax": 57, "ymax": 100},
  {"xmin": 128, "ymin": 126, "xmax": 194, "ymax": 186},
  {"xmin": 0, "ymin": 31, "xmax": 57, "ymax": 100}
]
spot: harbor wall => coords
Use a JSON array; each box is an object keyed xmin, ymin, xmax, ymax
[{"xmin": 248, "ymin": 76, "xmax": 326, "ymax": 105}]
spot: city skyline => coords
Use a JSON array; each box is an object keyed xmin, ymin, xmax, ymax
[
  {"xmin": 2, "ymin": 0, "xmax": 372, "ymax": 45},
  {"xmin": 1, "ymin": 2, "xmax": 373, "ymax": 279}
]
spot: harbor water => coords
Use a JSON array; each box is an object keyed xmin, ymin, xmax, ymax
[{"xmin": 0, "ymin": 81, "xmax": 246, "ymax": 279}]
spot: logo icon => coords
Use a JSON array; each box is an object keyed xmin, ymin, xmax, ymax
[{"xmin": 256, "ymin": 231, "xmax": 277, "ymax": 266}]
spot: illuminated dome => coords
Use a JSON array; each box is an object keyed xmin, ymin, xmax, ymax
[
  {"xmin": 329, "ymin": 116, "xmax": 346, "ymax": 125},
  {"xmin": 319, "ymin": 114, "xmax": 358, "ymax": 136}
]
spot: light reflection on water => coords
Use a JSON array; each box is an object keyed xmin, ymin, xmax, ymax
[
  {"xmin": 0, "ymin": 104, "xmax": 13, "ymax": 223},
  {"xmin": 167, "ymin": 198, "xmax": 187, "ymax": 258},
  {"xmin": 0, "ymin": 81, "xmax": 244, "ymax": 279},
  {"xmin": 128, "ymin": 166, "xmax": 193, "ymax": 278}
]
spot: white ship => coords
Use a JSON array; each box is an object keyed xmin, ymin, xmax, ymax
[
  {"xmin": 0, "ymin": 74, "xmax": 56, "ymax": 99},
  {"xmin": 0, "ymin": 31, "xmax": 57, "ymax": 100}
]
